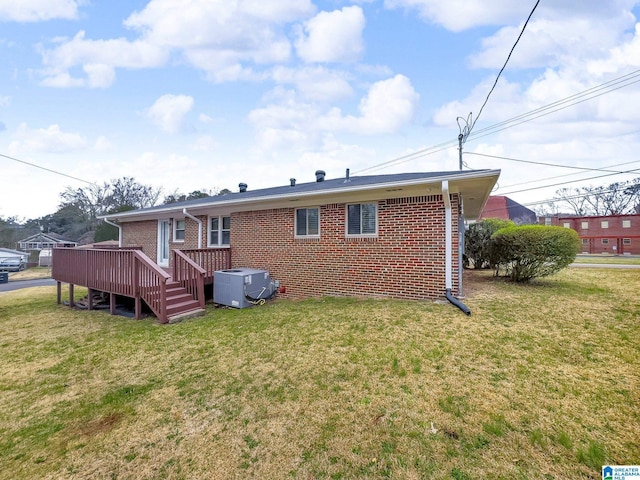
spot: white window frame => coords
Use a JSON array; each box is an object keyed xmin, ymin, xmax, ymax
[
  {"xmin": 623, "ymin": 220, "xmax": 631, "ymax": 228},
  {"xmin": 544, "ymin": 217, "xmax": 552, "ymax": 226},
  {"xmin": 601, "ymin": 238, "xmax": 609, "ymax": 245},
  {"xmin": 623, "ymin": 238, "xmax": 631, "ymax": 245},
  {"xmin": 295, "ymin": 207, "xmax": 320, "ymax": 238},
  {"xmin": 601, "ymin": 220, "xmax": 609, "ymax": 229},
  {"xmin": 581, "ymin": 221, "xmax": 589, "ymax": 230},
  {"xmin": 581, "ymin": 238, "xmax": 589, "ymax": 245},
  {"xmin": 563, "ymin": 222, "xmax": 571, "ymax": 228},
  {"xmin": 208, "ymin": 215, "xmax": 231, "ymax": 247},
  {"xmin": 345, "ymin": 202, "xmax": 378, "ymax": 237},
  {"xmin": 173, "ymin": 219, "xmax": 185, "ymax": 242}
]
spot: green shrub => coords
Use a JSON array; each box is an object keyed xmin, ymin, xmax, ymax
[
  {"xmin": 464, "ymin": 218, "xmax": 515, "ymax": 269},
  {"xmin": 491, "ymin": 225, "xmax": 580, "ymax": 282}
]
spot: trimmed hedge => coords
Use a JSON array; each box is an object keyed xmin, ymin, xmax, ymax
[
  {"xmin": 464, "ymin": 218, "xmax": 515, "ymax": 269},
  {"xmin": 491, "ymin": 225, "xmax": 580, "ymax": 282}
]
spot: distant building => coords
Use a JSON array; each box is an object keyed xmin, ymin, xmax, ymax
[
  {"xmin": 540, "ymin": 214, "xmax": 640, "ymax": 255},
  {"xmin": 17, "ymin": 232, "xmax": 77, "ymax": 251},
  {"xmin": 479, "ymin": 196, "xmax": 537, "ymax": 224}
]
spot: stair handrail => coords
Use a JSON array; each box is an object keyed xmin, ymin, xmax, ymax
[
  {"xmin": 133, "ymin": 250, "xmax": 171, "ymax": 323},
  {"xmin": 172, "ymin": 249, "xmax": 206, "ymax": 309}
]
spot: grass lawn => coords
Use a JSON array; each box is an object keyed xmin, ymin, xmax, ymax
[
  {"xmin": 0, "ymin": 269, "xmax": 638, "ymax": 479},
  {"xmin": 8, "ymin": 267, "xmax": 52, "ymax": 281},
  {"xmin": 573, "ymin": 255, "xmax": 640, "ymax": 265}
]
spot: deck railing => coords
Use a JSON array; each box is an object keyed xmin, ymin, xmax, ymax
[
  {"xmin": 172, "ymin": 250, "xmax": 206, "ymax": 309},
  {"xmin": 178, "ymin": 248, "xmax": 231, "ymax": 281},
  {"xmin": 52, "ymin": 247, "xmax": 170, "ymax": 323}
]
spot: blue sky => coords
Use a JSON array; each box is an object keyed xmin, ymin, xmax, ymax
[{"xmin": 2, "ymin": 0, "xmax": 640, "ymax": 219}]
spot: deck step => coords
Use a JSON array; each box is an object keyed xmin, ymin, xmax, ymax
[{"xmin": 166, "ymin": 299, "xmax": 201, "ymax": 316}]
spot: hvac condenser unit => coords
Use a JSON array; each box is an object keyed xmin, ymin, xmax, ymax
[{"xmin": 213, "ymin": 268, "xmax": 274, "ymax": 308}]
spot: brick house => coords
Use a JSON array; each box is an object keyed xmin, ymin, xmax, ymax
[
  {"xmin": 479, "ymin": 195, "xmax": 537, "ymax": 224},
  {"xmin": 540, "ymin": 214, "xmax": 640, "ymax": 254},
  {"xmin": 53, "ymin": 169, "xmax": 499, "ymax": 322}
]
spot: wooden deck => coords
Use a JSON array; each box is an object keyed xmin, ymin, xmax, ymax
[{"xmin": 52, "ymin": 247, "xmax": 231, "ymax": 323}]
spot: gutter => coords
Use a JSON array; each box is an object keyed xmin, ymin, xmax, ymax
[
  {"xmin": 442, "ymin": 180, "xmax": 471, "ymax": 316},
  {"xmin": 183, "ymin": 208, "xmax": 203, "ymax": 249},
  {"xmin": 99, "ymin": 169, "xmax": 501, "ymax": 222},
  {"xmin": 103, "ymin": 218, "xmax": 122, "ymax": 247}
]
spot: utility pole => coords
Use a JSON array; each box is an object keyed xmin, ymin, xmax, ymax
[{"xmin": 458, "ymin": 133, "xmax": 464, "ymax": 170}]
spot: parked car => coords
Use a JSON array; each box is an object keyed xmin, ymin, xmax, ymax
[{"xmin": 0, "ymin": 257, "xmax": 26, "ymax": 272}]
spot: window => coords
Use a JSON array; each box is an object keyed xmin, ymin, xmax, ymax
[
  {"xmin": 581, "ymin": 221, "xmax": 589, "ymax": 230},
  {"xmin": 601, "ymin": 238, "xmax": 609, "ymax": 245},
  {"xmin": 347, "ymin": 203, "xmax": 377, "ymax": 236},
  {"xmin": 209, "ymin": 216, "xmax": 230, "ymax": 246},
  {"xmin": 563, "ymin": 222, "xmax": 571, "ymax": 228},
  {"xmin": 295, "ymin": 208, "xmax": 320, "ymax": 237},
  {"xmin": 623, "ymin": 238, "xmax": 631, "ymax": 245},
  {"xmin": 582, "ymin": 239, "xmax": 589, "ymax": 245},
  {"xmin": 623, "ymin": 220, "xmax": 631, "ymax": 228},
  {"xmin": 601, "ymin": 220, "xmax": 609, "ymax": 229},
  {"xmin": 544, "ymin": 217, "xmax": 552, "ymax": 226},
  {"xmin": 173, "ymin": 219, "xmax": 185, "ymax": 242}
]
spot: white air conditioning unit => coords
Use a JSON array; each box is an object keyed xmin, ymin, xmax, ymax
[{"xmin": 213, "ymin": 268, "xmax": 276, "ymax": 308}]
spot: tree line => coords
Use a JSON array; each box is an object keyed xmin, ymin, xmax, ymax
[{"xmin": 0, "ymin": 177, "xmax": 230, "ymax": 249}]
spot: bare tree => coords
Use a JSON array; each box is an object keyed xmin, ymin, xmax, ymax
[{"xmin": 552, "ymin": 177, "xmax": 640, "ymax": 216}]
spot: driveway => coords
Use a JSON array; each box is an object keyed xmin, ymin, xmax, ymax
[{"xmin": 0, "ymin": 278, "xmax": 57, "ymax": 293}]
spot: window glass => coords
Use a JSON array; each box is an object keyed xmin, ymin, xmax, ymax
[
  {"xmin": 601, "ymin": 221, "xmax": 609, "ymax": 229},
  {"xmin": 581, "ymin": 222, "xmax": 589, "ymax": 229},
  {"xmin": 623, "ymin": 220, "xmax": 631, "ymax": 228},
  {"xmin": 174, "ymin": 220, "xmax": 185, "ymax": 241},
  {"xmin": 623, "ymin": 238, "xmax": 631, "ymax": 245},
  {"xmin": 209, "ymin": 216, "xmax": 230, "ymax": 246},
  {"xmin": 563, "ymin": 222, "xmax": 570, "ymax": 228},
  {"xmin": 601, "ymin": 238, "xmax": 609, "ymax": 245},
  {"xmin": 347, "ymin": 203, "xmax": 376, "ymax": 235},
  {"xmin": 296, "ymin": 208, "xmax": 319, "ymax": 236}
]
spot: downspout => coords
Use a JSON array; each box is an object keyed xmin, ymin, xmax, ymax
[
  {"xmin": 103, "ymin": 218, "xmax": 122, "ymax": 247},
  {"xmin": 442, "ymin": 181, "xmax": 471, "ymax": 315},
  {"xmin": 182, "ymin": 208, "xmax": 202, "ymax": 249}
]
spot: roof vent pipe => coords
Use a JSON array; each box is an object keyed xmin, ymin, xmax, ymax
[
  {"xmin": 239, "ymin": 183, "xmax": 248, "ymax": 193},
  {"xmin": 290, "ymin": 178, "xmax": 296, "ymax": 187},
  {"xmin": 345, "ymin": 168, "xmax": 350, "ymax": 183},
  {"xmin": 315, "ymin": 170, "xmax": 326, "ymax": 182}
]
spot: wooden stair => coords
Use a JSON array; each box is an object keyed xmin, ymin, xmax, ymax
[{"xmin": 165, "ymin": 280, "xmax": 205, "ymax": 322}]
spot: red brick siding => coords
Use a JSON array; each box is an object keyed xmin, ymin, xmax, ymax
[
  {"xmin": 541, "ymin": 214, "xmax": 640, "ymax": 254},
  {"xmin": 122, "ymin": 220, "xmax": 157, "ymax": 262},
  {"xmin": 231, "ymin": 195, "xmax": 459, "ymax": 300}
]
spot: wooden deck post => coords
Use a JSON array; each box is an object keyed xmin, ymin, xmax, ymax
[
  {"xmin": 110, "ymin": 292, "xmax": 116, "ymax": 316},
  {"xmin": 87, "ymin": 288, "xmax": 93, "ymax": 311},
  {"xmin": 69, "ymin": 284, "xmax": 75, "ymax": 307},
  {"xmin": 57, "ymin": 282, "xmax": 61, "ymax": 305},
  {"xmin": 135, "ymin": 296, "xmax": 141, "ymax": 320}
]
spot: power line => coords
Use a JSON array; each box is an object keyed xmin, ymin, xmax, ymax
[
  {"xmin": 465, "ymin": 0, "xmax": 541, "ymax": 140},
  {"xmin": 499, "ymin": 167, "xmax": 640, "ymax": 196},
  {"xmin": 491, "ymin": 159, "xmax": 640, "ymax": 190},
  {"xmin": 0, "ymin": 152, "xmax": 96, "ymax": 186},
  {"xmin": 465, "ymin": 152, "xmax": 640, "ymax": 174},
  {"xmin": 354, "ymin": 68, "xmax": 640, "ymax": 175}
]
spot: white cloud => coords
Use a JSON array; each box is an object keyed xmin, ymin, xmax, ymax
[
  {"xmin": 249, "ymin": 75, "xmax": 420, "ymax": 154},
  {"xmin": 0, "ymin": 95, "xmax": 10, "ymax": 106},
  {"xmin": 0, "ymin": 0, "xmax": 81, "ymax": 22},
  {"xmin": 383, "ymin": 0, "xmax": 527, "ymax": 32},
  {"xmin": 317, "ymin": 74, "xmax": 420, "ymax": 134},
  {"xmin": 40, "ymin": 31, "xmax": 168, "ymax": 88},
  {"xmin": 9, "ymin": 123, "xmax": 87, "ymax": 154},
  {"xmin": 295, "ymin": 6, "xmax": 365, "ymax": 63},
  {"xmin": 94, "ymin": 136, "xmax": 113, "ymax": 151},
  {"xmin": 146, "ymin": 94, "xmax": 195, "ymax": 133},
  {"xmin": 191, "ymin": 135, "xmax": 219, "ymax": 152},
  {"xmin": 199, "ymin": 114, "xmax": 214, "ymax": 124},
  {"xmin": 270, "ymin": 66, "xmax": 353, "ymax": 102}
]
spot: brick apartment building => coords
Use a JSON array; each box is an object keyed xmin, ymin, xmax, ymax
[{"xmin": 540, "ymin": 214, "xmax": 640, "ymax": 255}]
